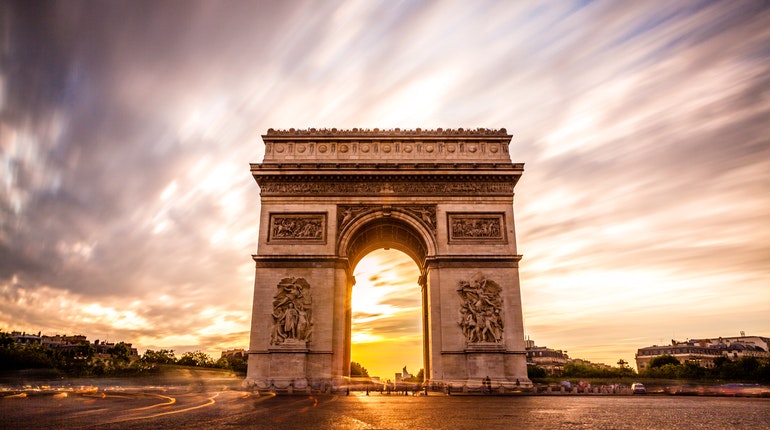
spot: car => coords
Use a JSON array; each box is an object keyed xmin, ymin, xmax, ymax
[{"xmin": 631, "ymin": 382, "xmax": 646, "ymax": 394}]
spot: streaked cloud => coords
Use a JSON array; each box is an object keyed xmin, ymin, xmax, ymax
[{"xmin": 1, "ymin": 1, "xmax": 768, "ymax": 372}]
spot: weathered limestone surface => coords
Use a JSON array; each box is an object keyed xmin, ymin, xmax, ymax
[{"xmin": 246, "ymin": 128, "xmax": 531, "ymax": 392}]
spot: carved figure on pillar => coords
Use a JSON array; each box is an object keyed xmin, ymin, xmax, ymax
[
  {"xmin": 270, "ymin": 277, "xmax": 313, "ymax": 345},
  {"xmin": 457, "ymin": 273, "xmax": 503, "ymax": 343}
]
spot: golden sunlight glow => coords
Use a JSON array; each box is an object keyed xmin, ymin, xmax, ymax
[{"xmin": 350, "ymin": 249, "xmax": 423, "ymax": 379}]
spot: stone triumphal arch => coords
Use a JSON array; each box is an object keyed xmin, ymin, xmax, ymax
[{"xmin": 246, "ymin": 128, "xmax": 531, "ymax": 392}]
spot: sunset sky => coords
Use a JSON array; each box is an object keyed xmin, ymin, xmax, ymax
[{"xmin": 2, "ymin": 1, "xmax": 769, "ymax": 378}]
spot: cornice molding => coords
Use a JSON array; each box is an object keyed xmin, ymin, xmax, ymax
[{"xmin": 263, "ymin": 127, "xmax": 510, "ymax": 139}]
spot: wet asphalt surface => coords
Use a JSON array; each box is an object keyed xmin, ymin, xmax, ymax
[{"xmin": 2, "ymin": 388, "xmax": 770, "ymax": 429}]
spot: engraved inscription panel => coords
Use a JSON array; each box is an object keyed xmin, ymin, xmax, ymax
[
  {"xmin": 448, "ymin": 213, "xmax": 506, "ymax": 242},
  {"xmin": 268, "ymin": 213, "xmax": 326, "ymax": 242}
]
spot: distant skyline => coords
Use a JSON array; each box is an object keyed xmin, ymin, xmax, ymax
[{"xmin": 2, "ymin": 1, "xmax": 768, "ymax": 375}]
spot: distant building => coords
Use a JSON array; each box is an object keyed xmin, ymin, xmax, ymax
[
  {"xmin": 525, "ymin": 338, "xmax": 616, "ymax": 375},
  {"xmin": 395, "ymin": 365, "xmax": 413, "ymax": 382},
  {"xmin": 221, "ymin": 348, "xmax": 246, "ymax": 359},
  {"xmin": 8, "ymin": 330, "xmax": 138, "ymax": 358},
  {"xmin": 40, "ymin": 334, "xmax": 88, "ymax": 354},
  {"xmin": 525, "ymin": 338, "xmax": 569, "ymax": 375},
  {"xmin": 11, "ymin": 331, "xmax": 41, "ymax": 345},
  {"xmin": 92, "ymin": 339, "xmax": 139, "ymax": 358},
  {"xmin": 635, "ymin": 335, "xmax": 770, "ymax": 371}
]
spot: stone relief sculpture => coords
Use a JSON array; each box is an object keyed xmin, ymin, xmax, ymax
[
  {"xmin": 337, "ymin": 205, "xmax": 437, "ymax": 238},
  {"xmin": 269, "ymin": 214, "xmax": 325, "ymax": 241},
  {"xmin": 457, "ymin": 273, "xmax": 503, "ymax": 343},
  {"xmin": 270, "ymin": 277, "xmax": 313, "ymax": 345},
  {"xmin": 403, "ymin": 206, "xmax": 437, "ymax": 235},
  {"xmin": 448, "ymin": 213, "xmax": 505, "ymax": 241},
  {"xmin": 338, "ymin": 206, "xmax": 368, "ymax": 230}
]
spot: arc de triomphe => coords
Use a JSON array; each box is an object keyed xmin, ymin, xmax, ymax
[{"xmin": 246, "ymin": 128, "xmax": 531, "ymax": 392}]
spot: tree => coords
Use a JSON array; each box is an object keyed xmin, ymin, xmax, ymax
[
  {"xmin": 350, "ymin": 361, "xmax": 369, "ymax": 377},
  {"xmin": 143, "ymin": 349, "xmax": 177, "ymax": 364},
  {"xmin": 216, "ymin": 354, "xmax": 247, "ymax": 374},
  {"xmin": 178, "ymin": 351, "xmax": 214, "ymax": 367},
  {"xmin": 737, "ymin": 356, "xmax": 760, "ymax": 378},
  {"xmin": 678, "ymin": 362, "xmax": 705, "ymax": 380},
  {"xmin": 0, "ymin": 342, "xmax": 55, "ymax": 370},
  {"xmin": 647, "ymin": 354, "xmax": 680, "ymax": 368},
  {"xmin": 415, "ymin": 368, "xmax": 425, "ymax": 382},
  {"xmin": 0, "ymin": 331, "xmax": 15, "ymax": 348},
  {"xmin": 76, "ymin": 341, "xmax": 95, "ymax": 361},
  {"xmin": 108, "ymin": 342, "xmax": 132, "ymax": 364},
  {"xmin": 527, "ymin": 365, "xmax": 547, "ymax": 378},
  {"xmin": 712, "ymin": 356, "xmax": 729, "ymax": 369}
]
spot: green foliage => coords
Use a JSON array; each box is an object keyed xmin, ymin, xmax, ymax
[
  {"xmin": 561, "ymin": 362, "xmax": 637, "ymax": 379},
  {"xmin": 143, "ymin": 349, "xmax": 177, "ymax": 364},
  {"xmin": 0, "ymin": 331, "xmax": 15, "ymax": 348},
  {"xmin": 0, "ymin": 330, "xmax": 245, "ymax": 377},
  {"xmin": 713, "ymin": 356, "xmax": 729, "ymax": 368},
  {"xmin": 215, "ymin": 354, "xmax": 247, "ymax": 374},
  {"xmin": 350, "ymin": 361, "xmax": 369, "ymax": 377},
  {"xmin": 679, "ymin": 362, "xmax": 706, "ymax": 380},
  {"xmin": 527, "ymin": 365, "xmax": 547, "ymax": 378},
  {"xmin": 712, "ymin": 356, "xmax": 766, "ymax": 381},
  {"xmin": 648, "ymin": 354, "xmax": 680, "ymax": 368},
  {"xmin": 108, "ymin": 342, "xmax": 132, "ymax": 364},
  {"xmin": 641, "ymin": 356, "xmax": 770, "ymax": 382},
  {"xmin": 642, "ymin": 363, "xmax": 681, "ymax": 379},
  {"xmin": 0, "ymin": 342, "xmax": 57, "ymax": 370},
  {"xmin": 178, "ymin": 351, "xmax": 215, "ymax": 367}
]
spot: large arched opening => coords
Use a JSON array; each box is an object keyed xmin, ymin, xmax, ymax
[
  {"xmin": 338, "ymin": 213, "xmax": 437, "ymax": 382},
  {"xmin": 351, "ymin": 249, "xmax": 422, "ymax": 381}
]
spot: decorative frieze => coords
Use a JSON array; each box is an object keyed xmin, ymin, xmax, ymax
[
  {"xmin": 261, "ymin": 128, "xmax": 512, "ymax": 162},
  {"xmin": 270, "ymin": 277, "xmax": 313, "ymax": 346},
  {"xmin": 259, "ymin": 181, "xmax": 515, "ymax": 196},
  {"xmin": 268, "ymin": 213, "xmax": 326, "ymax": 242},
  {"xmin": 448, "ymin": 213, "xmax": 506, "ymax": 243},
  {"xmin": 457, "ymin": 273, "xmax": 504, "ymax": 344}
]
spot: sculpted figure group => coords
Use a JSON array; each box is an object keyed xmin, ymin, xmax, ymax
[
  {"xmin": 457, "ymin": 273, "xmax": 504, "ymax": 343},
  {"xmin": 270, "ymin": 277, "xmax": 313, "ymax": 345},
  {"xmin": 451, "ymin": 218, "xmax": 502, "ymax": 239},
  {"xmin": 271, "ymin": 216, "xmax": 324, "ymax": 240}
]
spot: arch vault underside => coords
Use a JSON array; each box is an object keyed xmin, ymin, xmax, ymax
[{"xmin": 245, "ymin": 128, "xmax": 531, "ymax": 393}]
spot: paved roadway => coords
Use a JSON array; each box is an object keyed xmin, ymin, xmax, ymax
[{"xmin": 1, "ymin": 388, "xmax": 769, "ymax": 429}]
